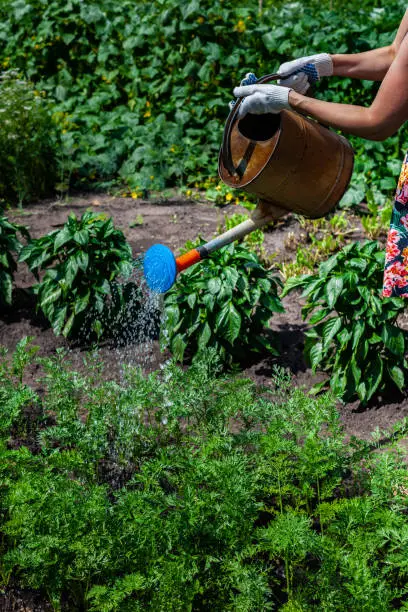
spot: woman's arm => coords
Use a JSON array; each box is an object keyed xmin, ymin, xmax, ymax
[
  {"xmin": 331, "ymin": 47, "xmax": 395, "ymax": 81},
  {"xmin": 289, "ymin": 31, "xmax": 408, "ymax": 141},
  {"xmin": 330, "ymin": 9, "xmax": 408, "ymax": 81}
]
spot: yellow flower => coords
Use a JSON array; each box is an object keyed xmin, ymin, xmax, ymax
[
  {"xmin": 170, "ymin": 146, "xmax": 176, "ymax": 153},
  {"xmin": 235, "ymin": 19, "xmax": 246, "ymax": 33},
  {"xmin": 186, "ymin": 190, "xmax": 192, "ymax": 196},
  {"xmin": 215, "ymin": 185, "xmax": 221, "ymax": 191},
  {"xmin": 197, "ymin": 16, "xmax": 204, "ymax": 24},
  {"xmin": 150, "ymin": 175, "xmax": 154, "ymax": 180},
  {"xmin": 146, "ymin": 100, "xmax": 151, "ymax": 107},
  {"xmin": 226, "ymin": 193, "xmax": 233, "ymax": 202},
  {"xmin": 131, "ymin": 192, "xmax": 138, "ymax": 199},
  {"xmin": 144, "ymin": 110, "xmax": 151, "ymax": 118}
]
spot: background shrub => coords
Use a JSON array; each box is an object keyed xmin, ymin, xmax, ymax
[
  {"xmin": 19, "ymin": 210, "xmax": 136, "ymax": 339},
  {"xmin": 161, "ymin": 241, "xmax": 284, "ymax": 365},
  {"xmin": 0, "ymin": 0, "xmax": 406, "ymax": 203},
  {"xmin": 0, "ymin": 70, "xmax": 57, "ymax": 204},
  {"xmin": 282, "ymin": 240, "xmax": 408, "ymax": 404}
]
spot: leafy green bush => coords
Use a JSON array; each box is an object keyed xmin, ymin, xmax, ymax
[
  {"xmin": 0, "ymin": 213, "xmax": 29, "ymax": 306},
  {"xmin": 0, "ymin": 70, "xmax": 57, "ymax": 204},
  {"xmin": 1, "ymin": 342, "xmax": 408, "ymax": 609},
  {"xmin": 282, "ymin": 240, "xmax": 408, "ymax": 404},
  {"xmin": 0, "ymin": 0, "xmax": 405, "ymax": 202},
  {"xmin": 19, "ymin": 210, "xmax": 135, "ymax": 339},
  {"xmin": 161, "ymin": 241, "xmax": 284, "ymax": 364}
]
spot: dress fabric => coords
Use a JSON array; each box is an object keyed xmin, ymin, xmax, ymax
[{"xmin": 382, "ymin": 151, "xmax": 408, "ymax": 298}]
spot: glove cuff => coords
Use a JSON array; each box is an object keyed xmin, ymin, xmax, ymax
[
  {"xmin": 277, "ymin": 86, "xmax": 292, "ymax": 110},
  {"xmin": 314, "ymin": 53, "xmax": 333, "ymax": 78}
]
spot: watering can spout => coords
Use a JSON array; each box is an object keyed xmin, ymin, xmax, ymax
[{"xmin": 143, "ymin": 201, "xmax": 285, "ymax": 294}]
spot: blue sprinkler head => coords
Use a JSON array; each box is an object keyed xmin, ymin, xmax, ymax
[{"xmin": 143, "ymin": 244, "xmax": 177, "ymax": 293}]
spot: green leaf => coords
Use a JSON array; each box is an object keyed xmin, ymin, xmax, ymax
[
  {"xmin": 74, "ymin": 251, "xmax": 89, "ymax": 273},
  {"xmin": 319, "ymin": 253, "xmax": 341, "ymax": 277},
  {"xmin": 348, "ymin": 258, "xmax": 367, "ymax": 272},
  {"xmin": 352, "ymin": 320, "xmax": 365, "ymax": 351},
  {"xmin": 365, "ymin": 355, "xmax": 383, "ymax": 401},
  {"xmin": 381, "ymin": 323, "xmax": 405, "ymax": 357},
  {"xmin": 187, "ymin": 293, "xmax": 196, "ymax": 309},
  {"xmin": 309, "ymin": 342, "xmax": 323, "ymax": 372},
  {"xmin": 164, "ymin": 304, "xmax": 179, "ymax": 328},
  {"xmin": 51, "ymin": 306, "xmax": 68, "ymax": 336},
  {"xmin": 351, "ymin": 357, "xmax": 361, "ymax": 385},
  {"xmin": 0, "ymin": 271, "xmax": 12, "ymax": 304},
  {"xmin": 198, "ymin": 322, "xmax": 211, "ymax": 347},
  {"xmin": 73, "ymin": 230, "xmax": 89, "ymax": 246},
  {"xmin": 309, "ymin": 308, "xmax": 330, "ymax": 325},
  {"xmin": 223, "ymin": 266, "xmax": 239, "ymax": 289},
  {"xmin": 388, "ymin": 365, "xmax": 405, "ymax": 390},
  {"xmin": 62, "ymin": 312, "xmax": 75, "ymax": 338},
  {"xmin": 281, "ymin": 274, "xmax": 309, "ymax": 297},
  {"xmin": 172, "ymin": 334, "xmax": 187, "ymax": 361},
  {"xmin": 324, "ymin": 276, "xmax": 343, "ymax": 308},
  {"xmin": 207, "ymin": 277, "xmax": 221, "ymax": 295},
  {"xmin": 321, "ymin": 316, "xmax": 342, "ymax": 351},
  {"xmin": 54, "ymin": 227, "xmax": 72, "ymax": 251},
  {"xmin": 216, "ymin": 302, "xmax": 241, "ymax": 344},
  {"xmin": 74, "ymin": 291, "xmax": 90, "ymax": 314},
  {"xmin": 40, "ymin": 287, "xmax": 62, "ymax": 308}
]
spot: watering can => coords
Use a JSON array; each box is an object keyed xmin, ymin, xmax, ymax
[{"xmin": 143, "ymin": 73, "xmax": 354, "ymax": 293}]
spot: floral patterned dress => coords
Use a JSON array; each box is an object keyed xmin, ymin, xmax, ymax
[{"xmin": 382, "ymin": 151, "xmax": 408, "ymax": 298}]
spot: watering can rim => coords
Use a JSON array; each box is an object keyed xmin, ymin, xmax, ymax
[{"xmin": 218, "ymin": 72, "xmax": 285, "ymax": 187}]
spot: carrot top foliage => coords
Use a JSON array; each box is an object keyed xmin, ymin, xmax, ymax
[{"xmin": 1, "ymin": 341, "xmax": 408, "ymax": 609}]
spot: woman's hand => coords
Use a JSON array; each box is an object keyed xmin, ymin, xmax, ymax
[
  {"xmin": 277, "ymin": 53, "xmax": 333, "ymax": 93},
  {"xmin": 233, "ymin": 83, "xmax": 292, "ymax": 118}
]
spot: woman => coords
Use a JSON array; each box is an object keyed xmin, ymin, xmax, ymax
[{"xmin": 233, "ymin": 9, "xmax": 408, "ymax": 298}]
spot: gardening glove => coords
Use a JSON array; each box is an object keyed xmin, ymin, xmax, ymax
[
  {"xmin": 233, "ymin": 83, "xmax": 292, "ymax": 119},
  {"xmin": 277, "ymin": 53, "xmax": 333, "ymax": 94}
]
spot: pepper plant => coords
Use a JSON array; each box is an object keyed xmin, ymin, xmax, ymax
[
  {"xmin": 282, "ymin": 240, "xmax": 408, "ymax": 404},
  {"xmin": 19, "ymin": 210, "xmax": 134, "ymax": 339},
  {"xmin": 0, "ymin": 213, "xmax": 29, "ymax": 306},
  {"xmin": 161, "ymin": 241, "xmax": 284, "ymax": 365}
]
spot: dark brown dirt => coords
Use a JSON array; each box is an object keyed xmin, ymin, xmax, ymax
[{"xmin": 1, "ymin": 192, "xmax": 408, "ymax": 444}]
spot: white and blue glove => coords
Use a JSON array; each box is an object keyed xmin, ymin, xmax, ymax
[
  {"xmin": 233, "ymin": 83, "xmax": 292, "ymax": 118},
  {"xmin": 277, "ymin": 53, "xmax": 333, "ymax": 94}
]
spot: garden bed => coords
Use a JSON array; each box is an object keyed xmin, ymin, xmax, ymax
[{"xmin": 2, "ymin": 192, "xmax": 408, "ymax": 441}]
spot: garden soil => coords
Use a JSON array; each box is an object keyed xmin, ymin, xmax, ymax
[{"xmin": 2, "ymin": 192, "xmax": 408, "ymax": 444}]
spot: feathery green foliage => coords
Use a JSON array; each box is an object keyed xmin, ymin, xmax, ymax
[{"xmin": 1, "ymin": 340, "xmax": 408, "ymax": 609}]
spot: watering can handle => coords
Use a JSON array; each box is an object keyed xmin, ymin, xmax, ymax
[{"xmin": 222, "ymin": 72, "xmax": 281, "ymax": 178}]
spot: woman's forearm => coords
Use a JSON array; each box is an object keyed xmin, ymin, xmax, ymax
[
  {"xmin": 288, "ymin": 90, "xmax": 395, "ymax": 141},
  {"xmin": 331, "ymin": 46, "xmax": 395, "ymax": 81}
]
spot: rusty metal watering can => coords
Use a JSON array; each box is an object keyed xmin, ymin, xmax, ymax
[{"xmin": 218, "ymin": 72, "xmax": 354, "ymax": 224}]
